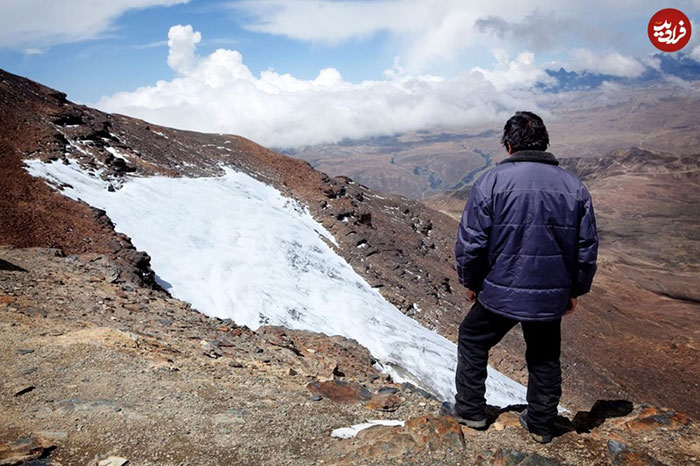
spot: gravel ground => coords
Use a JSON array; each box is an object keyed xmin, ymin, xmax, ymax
[{"xmin": 1, "ymin": 247, "xmax": 698, "ymax": 466}]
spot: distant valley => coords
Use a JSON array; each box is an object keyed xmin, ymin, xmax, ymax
[{"xmin": 286, "ymin": 82, "xmax": 700, "ymax": 199}]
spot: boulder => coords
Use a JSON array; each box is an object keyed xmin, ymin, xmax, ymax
[
  {"xmin": 475, "ymin": 449, "xmax": 562, "ymax": 466},
  {"xmin": 608, "ymin": 440, "xmax": 667, "ymax": 466},
  {"xmin": 625, "ymin": 407, "xmax": 690, "ymax": 433},
  {"xmin": 339, "ymin": 415, "xmax": 465, "ymax": 460},
  {"xmin": 306, "ymin": 379, "xmax": 371, "ymax": 404},
  {"xmin": 404, "ymin": 415, "xmax": 465, "ymax": 451},
  {"xmin": 366, "ymin": 393, "xmax": 402, "ymax": 412},
  {"xmin": 0, "ymin": 437, "xmax": 54, "ymax": 466},
  {"xmin": 356, "ymin": 431, "xmax": 416, "ymax": 459}
]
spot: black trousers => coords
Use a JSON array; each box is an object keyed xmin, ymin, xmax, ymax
[{"xmin": 454, "ymin": 301, "xmax": 562, "ymax": 434}]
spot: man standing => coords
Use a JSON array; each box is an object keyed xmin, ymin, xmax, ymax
[{"xmin": 442, "ymin": 111, "xmax": 598, "ymax": 443}]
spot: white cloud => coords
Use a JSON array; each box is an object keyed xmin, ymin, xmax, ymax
[
  {"xmin": 23, "ymin": 48, "xmax": 44, "ymax": 55},
  {"xmin": 0, "ymin": 0, "xmax": 188, "ymax": 49},
  {"xmin": 167, "ymin": 25, "xmax": 201, "ymax": 74},
  {"xmin": 472, "ymin": 50, "xmax": 555, "ymax": 91},
  {"xmin": 567, "ymin": 48, "xmax": 647, "ymax": 78},
  {"xmin": 641, "ymin": 55, "xmax": 662, "ymax": 71},
  {"xmin": 97, "ymin": 25, "xmax": 543, "ymax": 148},
  {"xmin": 691, "ymin": 45, "xmax": 700, "ymax": 62},
  {"xmin": 233, "ymin": 0, "xmax": 544, "ymax": 71},
  {"xmin": 474, "ymin": 12, "xmax": 576, "ymax": 50},
  {"xmin": 234, "ymin": 0, "xmax": 426, "ymax": 44},
  {"xmin": 231, "ymin": 0, "xmax": 693, "ymax": 72},
  {"xmin": 132, "ymin": 39, "xmax": 168, "ymax": 49}
]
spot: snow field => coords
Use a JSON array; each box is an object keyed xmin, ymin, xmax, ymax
[{"xmin": 25, "ymin": 159, "xmax": 528, "ymax": 406}]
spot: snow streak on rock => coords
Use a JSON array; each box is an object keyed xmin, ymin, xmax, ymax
[
  {"xmin": 331, "ymin": 420, "xmax": 405, "ymax": 439},
  {"xmin": 25, "ymin": 159, "xmax": 527, "ymax": 406}
]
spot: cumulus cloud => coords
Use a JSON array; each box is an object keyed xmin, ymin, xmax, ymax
[
  {"xmin": 167, "ymin": 25, "xmax": 201, "ymax": 74},
  {"xmin": 641, "ymin": 55, "xmax": 662, "ymax": 71},
  {"xmin": 97, "ymin": 25, "xmax": 544, "ymax": 148},
  {"xmin": 0, "ymin": 0, "xmax": 188, "ymax": 49},
  {"xmin": 567, "ymin": 48, "xmax": 647, "ymax": 78}
]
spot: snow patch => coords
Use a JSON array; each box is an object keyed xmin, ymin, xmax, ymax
[
  {"xmin": 331, "ymin": 420, "xmax": 405, "ymax": 439},
  {"xmin": 105, "ymin": 147, "xmax": 128, "ymax": 160},
  {"xmin": 24, "ymin": 159, "xmax": 529, "ymax": 406}
]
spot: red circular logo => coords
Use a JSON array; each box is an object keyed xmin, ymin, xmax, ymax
[{"xmin": 648, "ymin": 8, "xmax": 692, "ymax": 52}]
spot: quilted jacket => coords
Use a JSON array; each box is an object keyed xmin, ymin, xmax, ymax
[{"xmin": 455, "ymin": 150, "xmax": 598, "ymax": 321}]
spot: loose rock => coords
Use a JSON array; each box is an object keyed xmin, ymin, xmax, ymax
[
  {"xmin": 608, "ymin": 439, "xmax": 666, "ymax": 466},
  {"xmin": 0, "ymin": 437, "xmax": 54, "ymax": 465},
  {"xmin": 366, "ymin": 393, "xmax": 402, "ymax": 412},
  {"xmin": 306, "ymin": 379, "xmax": 371, "ymax": 404}
]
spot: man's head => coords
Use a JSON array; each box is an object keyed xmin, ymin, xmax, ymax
[{"xmin": 501, "ymin": 111, "xmax": 549, "ymax": 154}]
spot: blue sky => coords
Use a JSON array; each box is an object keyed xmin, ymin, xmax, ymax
[
  {"xmin": 1, "ymin": 1, "xmax": 699, "ymax": 147},
  {"xmin": 1, "ymin": 0, "xmax": 400, "ymax": 102}
]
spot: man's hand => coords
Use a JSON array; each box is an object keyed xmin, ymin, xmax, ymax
[
  {"xmin": 565, "ymin": 297, "xmax": 578, "ymax": 315},
  {"xmin": 467, "ymin": 289, "xmax": 478, "ymax": 303}
]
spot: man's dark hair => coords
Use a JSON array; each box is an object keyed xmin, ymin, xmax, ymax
[{"xmin": 501, "ymin": 111, "xmax": 549, "ymax": 152}]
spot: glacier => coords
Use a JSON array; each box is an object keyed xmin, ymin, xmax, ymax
[{"xmin": 25, "ymin": 159, "xmax": 528, "ymax": 406}]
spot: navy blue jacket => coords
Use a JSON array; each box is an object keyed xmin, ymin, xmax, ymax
[{"xmin": 455, "ymin": 150, "xmax": 598, "ymax": 321}]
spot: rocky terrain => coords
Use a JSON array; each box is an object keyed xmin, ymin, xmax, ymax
[
  {"xmin": 0, "ymin": 68, "xmax": 467, "ymax": 344},
  {"xmin": 1, "ymin": 68, "xmax": 699, "ymax": 463},
  {"xmin": 2, "ymin": 247, "xmax": 698, "ymax": 465}
]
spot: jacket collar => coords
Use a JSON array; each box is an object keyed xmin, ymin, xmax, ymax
[{"xmin": 498, "ymin": 150, "xmax": 559, "ymax": 166}]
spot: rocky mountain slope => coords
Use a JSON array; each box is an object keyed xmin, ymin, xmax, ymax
[
  {"xmin": 0, "ymin": 68, "xmax": 465, "ymax": 345},
  {"xmin": 1, "ymin": 69, "xmax": 699, "ymax": 464},
  {"xmin": 2, "ymin": 249, "xmax": 698, "ymax": 465}
]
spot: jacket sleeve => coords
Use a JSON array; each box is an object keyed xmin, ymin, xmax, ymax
[
  {"xmin": 455, "ymin": 184, "xmax": 492, "ymax": 291},
  {"xmin": 571, "ymin": 185, "xmax": 598, "ymax": 297}
]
